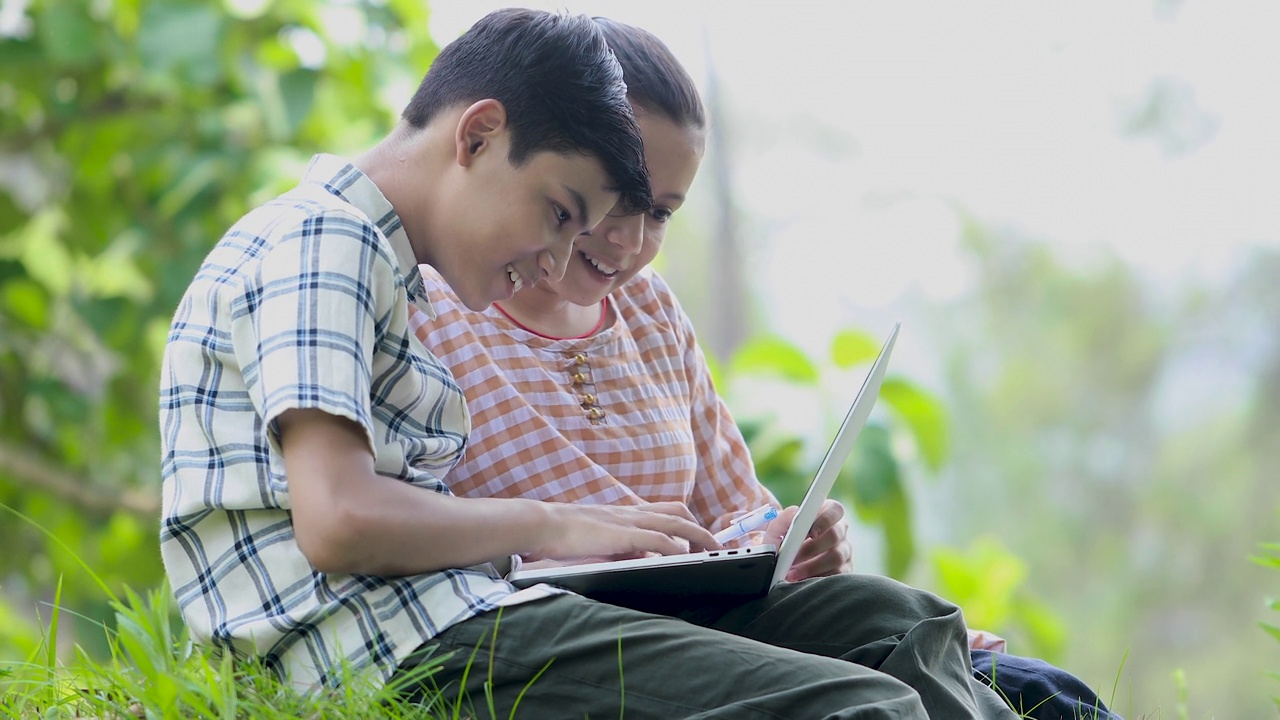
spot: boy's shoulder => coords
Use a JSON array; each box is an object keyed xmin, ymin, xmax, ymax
[
  {"xmin": 215, "ymin": 164, "xmax": 397, "ymax": 272},
  {"xmin": 241, "ymin": 173, "xmax": 378, "ymax": 238}
]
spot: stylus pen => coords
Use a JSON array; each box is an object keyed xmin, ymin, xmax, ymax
[{"xmin": 713, "ymin": 505, "xmax": 779, "ymax": 544}]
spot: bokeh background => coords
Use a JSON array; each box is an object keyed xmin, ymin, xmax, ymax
[{"xmin": 1, "ymin": 0, "xmax": 1277, "ymax": 717}]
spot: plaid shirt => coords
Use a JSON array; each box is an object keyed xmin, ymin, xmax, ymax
[
  {"xmin": 409, "ymin": 265, "xmax": 777, "ymax": 535},
  {"xmin": 159, "ymin": 154, "xmax": 525, "ymax": 691}
]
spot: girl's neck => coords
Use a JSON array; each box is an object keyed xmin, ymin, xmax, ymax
[{"xmin": 493, "ymin": 293, "xmax": 610, "ymax": 340}]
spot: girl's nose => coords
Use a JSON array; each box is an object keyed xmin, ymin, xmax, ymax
[{"xmin": 605, "ymin": 213, "xmax": 644, "ymax": 255}]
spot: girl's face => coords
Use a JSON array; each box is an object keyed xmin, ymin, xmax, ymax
[{"xmin": 528, "ymin": 108, "xmax": 706, "ymax": 308}]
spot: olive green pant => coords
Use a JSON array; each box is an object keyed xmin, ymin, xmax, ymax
[{"xmin": 396, "ymin": 574, "xmax": 1017, "ymax": 719}]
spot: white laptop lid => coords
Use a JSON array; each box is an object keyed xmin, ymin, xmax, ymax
[{"xmin": 767, "ymin": 321, "xmax": 900, "ymax": 589}]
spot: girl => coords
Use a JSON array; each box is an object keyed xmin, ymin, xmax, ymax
[{"xmin": 409, "ymin": 16, "xmax": 1117, "ymax": 720}]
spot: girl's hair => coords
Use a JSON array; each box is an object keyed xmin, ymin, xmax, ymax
[{"xmin": 593, "ymin": 17, "xmax": 706, "ymax": 130}]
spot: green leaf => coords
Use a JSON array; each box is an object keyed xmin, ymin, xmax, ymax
[
  {"xmin": 278, "ymin": 68, "xmax": 319, "ymax": 136},
  {"xmin": 2, "ymin": 278, "xmax": 49, "ymax": 329},
  {"xmin": 878, "ymin": 488, "xmax": 915, "ymax": 579},
  {"xmin": 1253, "ymin": 542, "xmax": 1280, "ymax": 570},
  {"xmin": 138, "ymin": 3, "xmax": 224, "ymax": 85},
  {"xmin": 753, "ymin": 437, "xmax": 806, "ymax": 478},
  {"xmin": 1263, "ymin": 622, "xmax": 1280, "ymax": 643},
  {"xmin": 15, "ymin": 210, "xmax": 73, "ymax": 296},
  {"xmin": 36, "ymin": 0, "xmax": 98, "ymax": 66},
  {"xmin": 101, "ymin": 513, "xmax": 146, "ymax": 564},
  {"xmin": 157, "ymin": 155, "xmax": 225, "ymax": 220},
  {"xmin": 729, "ymin": 336, "xmax": 819, "ymax": 384},
  {"xmin": 753, "ymin": 434, "xmax": 812, "ymax": 508},
  {"xmin": 0, "ymin": 33, "xmax": 43, "ymax": 70},
  {"xmin": 933, "ymin": 547, "xmax": 978, "ymax": 599},
  {"xmin": 878, "ymin": 377, "xmax": 949, "ymax": 472},
  {"xmin": 77, "ymin": 232, "xmax": 154, "ymax": 302},
  {"xmin": 830, "ymin": 329, "xmax": 880, "ymax": 369},
  {"xmin": 848, "ymin": 424, "xmax": 898, "ymax": 507},
  {"xmin": 1013, "ymin": 596, "xmax": 1068, "ymax": 660},
  {"xmin": 145, "ymin": 317, "xmax": 172, "ymax": 368},
  {"xmin": 0, "ymin": 594, "xmax": 43, "ymax": 657}
]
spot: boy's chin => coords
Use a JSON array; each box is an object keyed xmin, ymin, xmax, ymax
[
  {"xmin": 466, "ymin": 296, "xmax": 499, "ymax": 312},
  {"xmin": 457, "ymin": 285, "xmax": 501, "ymax": 312}
]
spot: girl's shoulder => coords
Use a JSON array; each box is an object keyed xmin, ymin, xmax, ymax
[{"xmin": 614, "ymin": 268, "xmax": 699, "ymax": 342}]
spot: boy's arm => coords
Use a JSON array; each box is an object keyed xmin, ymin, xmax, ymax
[{"xmin": 279, "ymin": 408, "xmax": 719, "ymax": 577}]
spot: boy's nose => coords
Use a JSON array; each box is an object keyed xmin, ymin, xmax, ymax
[{"xmin": 539, "ymin": 241, "xmax": 573, "ymax": 282}]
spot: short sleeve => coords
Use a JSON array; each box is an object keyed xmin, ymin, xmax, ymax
[{"xmin": 231, "ymin": 209, "xmax": 399, "ymax": 456}]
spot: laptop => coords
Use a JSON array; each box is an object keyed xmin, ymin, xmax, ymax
[{"xmin": 508, "ymin": 322, "xmax": 901, "ymax": 609}]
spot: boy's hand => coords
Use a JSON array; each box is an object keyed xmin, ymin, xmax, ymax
[{"xmin": 523, "ymin": 501, "xmax": 720, "ymax": 563}]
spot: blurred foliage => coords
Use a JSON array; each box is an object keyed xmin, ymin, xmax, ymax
[
  {"xmin": 931, "ymin": 536, "xmax": 1066, "ymax": 663},
  {"xmin": 1254, "ymin": 522, "xmax": 1280, "ymax": 709},
  {"xmin": 713, "ymin": 328, "xmax": 949, "ymax": 579},
  {"xmin": 0, "ymin": 0, "xmax": 438, "ymax": 658},
  {"xmin": 717, "ymin": 328, "xmax": 1069, "ymax": 660},
  {"xmin": 931, "ymin": 212, "xmax": 1280, "ymax": 717}
]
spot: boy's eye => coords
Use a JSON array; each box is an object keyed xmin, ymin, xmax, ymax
[
  {"xmin": 650, "ymin": 208, "xmax": 673, "ymax": 224},
  {"xmin": 555, "ymin": 205, "xmax": 571, "ymax": 225}
]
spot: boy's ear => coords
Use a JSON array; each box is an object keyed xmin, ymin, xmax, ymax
[{"xmin": 455, "ymin": 99, "xmax": 508, "ymax": 168}]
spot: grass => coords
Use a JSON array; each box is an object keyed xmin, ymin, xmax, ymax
[
  {"xmin": 0, "ymin": 501, "xmax": 466, "ymax": 719},
  {"xmin": 1, "ymin": 584, "xmax": 1144, "ymax": 720},
  {"xmin": 0, "ymin": 578, "xmax": 1150, "ymax": 720},
  {"xmin": 0, "ymin": 503, "xmax": 1188, "ymax": 719},
  {"xmin": 0, "ymin": 582, "xmax": 459, "ymax": 720},
  {"xmin": 982, "ymin": 646, "xmax": 1129, "ymax": 720},
  {"xmin": 0, "ymin": 582, "xmax": 580, "ymax": 720}
]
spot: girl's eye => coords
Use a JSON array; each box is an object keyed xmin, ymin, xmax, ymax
[
  {"xmin": 650, "ymin": 208, "xmax": 673, "ymax": 224},
  {"xmin": 555, "ymin": 205, "xmax": 571, "ymax": 225}
]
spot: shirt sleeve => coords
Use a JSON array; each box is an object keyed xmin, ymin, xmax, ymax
[{"xmin": 231, "ymin": 208, "xmax": 398, "ymax": 457}]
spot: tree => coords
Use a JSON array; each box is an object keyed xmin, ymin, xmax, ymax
[
  {"xmin": 0, "ymin": 0, "xmax": 439, "ymax": 656},
  {"xmin": 931, "ymin": 214, "xmax": 1280, "ymax": 717}
]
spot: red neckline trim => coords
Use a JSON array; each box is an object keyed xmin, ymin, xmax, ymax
[{"xmin": 493, "ymin": 297, "xmax": 609, "ymax": 340}]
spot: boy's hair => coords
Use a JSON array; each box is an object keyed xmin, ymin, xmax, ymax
[
  {"xmin": 594, "ymin": 17, "xmax": 706, "ymax": 131},
  {"xmin": 403, "ymin": 8, "xmax": 652, "ymax": 214}
]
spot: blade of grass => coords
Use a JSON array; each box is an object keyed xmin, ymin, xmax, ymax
[
  {"xmin": 509, "ymin": 657, "xmax": 554, "ymax": 720},
  {"xmin": 453, "ymin": 627, "xmax": 488, "ymax": 720},
  {"xmin": 616, "ymin": 629, "xmax": 624, "ymax": 720},
  {"xmin": 0, "ymin": 502, "xmax": 118, "ymax": 604},
  {"xmin": 485, "ymin": 608, "xmax": 502, "ymax": 720},
  {"xmin": 46, "ymin": 576, "xmax": 63, "ymax": 693}
]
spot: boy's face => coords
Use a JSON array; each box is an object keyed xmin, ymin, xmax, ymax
[
  {"xmin": 439, "ymin": 136, "xmax": 619, "ymax": 312},
  {"xmin": 530, "ymin": 111, "xmax": 705, "ymax": 308}
]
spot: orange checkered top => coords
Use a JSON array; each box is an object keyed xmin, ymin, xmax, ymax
[{"xmin": 409, "ymin": 265, "xmax": 776, "ymax": 535}]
